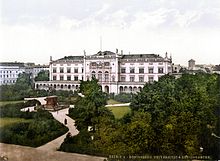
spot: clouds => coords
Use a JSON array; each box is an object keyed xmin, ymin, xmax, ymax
[
  {"xmin": 1, "ymin": 0, "xmax": 220, "ymax": 65},
  {"xmin": 2, "ymin": 0, "xmax": 220, "ymax": 29}
]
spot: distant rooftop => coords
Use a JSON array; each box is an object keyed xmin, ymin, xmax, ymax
[
  {"xmin": 94, "ymin": 51, "xmax": 115, "ymax": 56},
  {"xmin": 122, "ymin": 54, "xmax": 163, "ymax": 59},
  {"xmin": 0, "ymin": 62, "xmax": 25, "ymax": 67},
  {"xmin": 58, "ymin": 56, "xmax": 83, "ymax": 61},
  {"xmin": 188, "ymin": 59, "xmax": 195, "ymax": 62},
  {"xmin": 54, "ymin": 51, "xmax": 165, "ymax": 62}
]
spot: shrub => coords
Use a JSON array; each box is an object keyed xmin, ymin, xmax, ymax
[{"xmin": 114, "ymin": 93, "xmax": 133, "ymax": 103}]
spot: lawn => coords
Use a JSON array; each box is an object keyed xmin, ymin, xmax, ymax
[
  {"xmin": 107, "ymin": 106, "xmax": 131, "ymax": 119},
  {"xmin": 0, "ymin": 100, "xmax": 24, "ymax": 106},
  {"xmin": 107, "ymin": 99, "xmax": 122, "ymax": 105},
  {"xmin": 0, "ymin": 117, "xmax": 31, "ymax": 128}
]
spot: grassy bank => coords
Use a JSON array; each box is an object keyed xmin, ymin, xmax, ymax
[
  {"xmin": 107, "ymin": 99, "xmax": 122, "ymax": 105},
  {"xmin": 107, "ymin": 106, "xmax": 131, "ymax": 119},
  {"xmin": 0, "ymin": 100, "xmax": 24, "ymax": 106},
  {"xmin": 0, "ymin": 117, "xmax": 32, "ymax": 128}
]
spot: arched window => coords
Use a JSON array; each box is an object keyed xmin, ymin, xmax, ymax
[
  {"xmin": 112, "ymin": 75, "xmax": 115, "ymax": 82},
  {"xmin": 92, "ymin": 71, "xmax": 96, "ymax": 78},
  {"xmin": 129, "ymin": 86, "xmax": 132, "ymax": 92},
  {"xmin": 124, "ymin": 86, "xmax": 128, "ymax": 92},
  {"xmin": 133, "ymin": 86, "xmax": 137, "ymax": 92},
  {"xmin": 104, "ymin": 86, "xmax": 109, "ymax": 93},
  {"xmin": 104, "ymin": 71, "xmax": 109, "ymax": 82},
  {"xmin": 138, "ymin": 87, "xmax": 142, "ymax": 91},
  {"xmin": 119, "ymin": 86, "xmax": 123, "ymax": 93},
  {"xmin": 98, "ymin": 71, "xmax": 102, "ymax": 81}
]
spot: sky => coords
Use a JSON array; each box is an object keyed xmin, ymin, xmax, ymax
[{"xmin": 0, "ymin": 0, "xmax": 220, "ymax": 66}]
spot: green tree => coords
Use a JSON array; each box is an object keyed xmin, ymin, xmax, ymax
[
  {"xmin": 130, "ymin": 73, "xmax": 220, "ymax": 157},
  {"xmin": 34, "ymin": 70, "xmax": 49, "ymax": 81},
  {"xmin": 69, "ymin": 78, "xmax": 109, "ymax": 131}
]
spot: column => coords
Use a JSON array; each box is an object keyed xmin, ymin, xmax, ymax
[{"xmin": 83, "ymin": 50, "xmax": 86, "ymax": 81}]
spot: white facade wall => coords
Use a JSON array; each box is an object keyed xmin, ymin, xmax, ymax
[
  {"xmin": 35, "ymin": 51, "xmax": 172, "ymax": 94},
  {"xmin": 0, "ymin": 65, "xmax": 25, "ymax": 85}
]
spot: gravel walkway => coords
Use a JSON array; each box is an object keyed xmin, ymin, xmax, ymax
[{"xmin": 37, "ymin": 108, "xmax": 79, "ymax": 151}]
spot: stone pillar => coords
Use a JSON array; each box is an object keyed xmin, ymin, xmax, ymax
[
  {"xmin": 49, "ymin": 56, "xmax": 53, "ymax": 81},
  {"xmin": 164, "ymin": 52, "xmax": 169, "ymax": 74},
  {"xmin": 115, "ymin": 49, "xmax": 119, "ymax": 82},
  {"xmin": 115, "ymin": 49, "xmax": 119, "ymax": 94},
  {"xmin": 83, "ymin": 50, "xmax": 86, "ymax": 81}
]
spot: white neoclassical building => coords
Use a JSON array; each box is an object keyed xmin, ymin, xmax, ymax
[
  {"xmin": 0, "ymin": 62, "xmax": 25, "ymax": 85},
  {"xmin": 35, "ymin": 50, "xmax": 172, "ymax": 94}
]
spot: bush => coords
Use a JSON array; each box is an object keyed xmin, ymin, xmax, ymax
[
  {"xmin": 0, "ymin": 110, "xmax": 68, "ymax": 147},
  {"xmin": 0, "ymin": 100, "xmax": 39, "ymax": 118},
  {"xmin": 114, "ymin": 93, "xmax": 133, "ymax": 103},
  {"xmin": 59, "ymin": 130, "xmax": 104, "ymax": 157}
]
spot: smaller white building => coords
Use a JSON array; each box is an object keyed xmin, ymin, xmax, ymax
[
  {"xmin": 0, "ymin": 62, "xmax": 49, "ymax": 85},
  {"xmin": 0, "ymin": 62, "xmax": 25, "ymax": 85}
]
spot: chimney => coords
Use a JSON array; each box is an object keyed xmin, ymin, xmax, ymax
[
  {"xmin": 121, "ymin": 50, "xmax": 123, "ymax": 55},
  {"xmin": 50, "ymin": 56, "xmax": 52, "ymax": 62}
]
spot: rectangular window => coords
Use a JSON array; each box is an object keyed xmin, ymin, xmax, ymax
[
  {"xmin": 74, "ymin": 68, "xmax": 78, "ymax": 73},
  {"xmin": 98, "ymin": 73, "xmax": 102, "ymax": 81},
  {"xmin": 82, "ymin": 68, "xmax": 84, "ymax": 73},
  {"xmin": 105, "ymin": 74, "xmax": 109, "ymax": 82},
  {"xmin": 148, "ymin": 67, "xmax": 154, "ymax": 73},
  {"xmin": 130, "ymin": 68, "xmax": 135, "ymax": 73},
  {"xmin": 158, "ymin": 67, "xmax": 164, "ymax": 73},
  {"xmin": 67, "ymin": 67, "xmax": 71, "ymax": 73},
  {"xmin": 74, "ymin": 76, "xmax": 78, "ymax": 81},
  {"xmin": 148, "ymin": 76, "xmax": 154, "ymax": 83},
  {"xmin": 130, "ymin": 76, "xmax": 135, "ymax": 82},
  {"xmin": 104, "ymin": 62, "xmax": 110, "ymax": 66},
  {"xmin": 67, "ymin": 76, "xmax": 71, "ymax": 81},
  {"xmin": 53, "ymin": 68, "xmax": 57, "ymax": 73},
  {"xmin": 91, "ymin": 62, "xmax": 96, "ymax": 66},
  {"xmin": 121, "ymin": 68, "xmax": 126, "ymax": 73},
  {"xmin": 60, "ymin": 67, "xmax": 64, "ymax": 73},
  {"xmin": 60, "ymin": 75, "xmax": 64, "ymax": 81},
  {"xmin": 139, "ymin": 68, "xmax": 144, "ymax": 73},
  {"xmin": 112, "ymin": 76, "xmax": 115, "ymax": 82},
  {"xmin": 139, "ymin": 76, "xmax": 144, "ymax": 82},
  {"xmin": 120, "ymin": 76, "xmax": 125, "ymax": 82}
]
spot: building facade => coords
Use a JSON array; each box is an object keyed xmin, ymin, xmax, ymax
[
  {"xmin": 0, "ymin": 62, "xmax": 49, "ymax": 85},
  {"xmin": 35, "ymin": 50, "xmax": 172, "ymax": 94},
  {"xmin": 0, "ymin": 62, "xmax": 25, "ymax": 85}
]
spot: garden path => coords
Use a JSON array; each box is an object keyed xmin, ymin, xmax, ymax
[{"xmin": 37, "ymin": 108, "xmax": 79, "ymax": 151}]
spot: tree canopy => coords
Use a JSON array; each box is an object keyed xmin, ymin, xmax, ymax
[
  {"xmin": 69, "ymin": 78, "xmax": 111, "ymax": 131},
  {"xmin": 34, "ymin": 70, "xmax": 49, "ymax": 81},
  {"xmin": 62, "ymin": 73, "xmax": 220, "ymax": 159}
]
